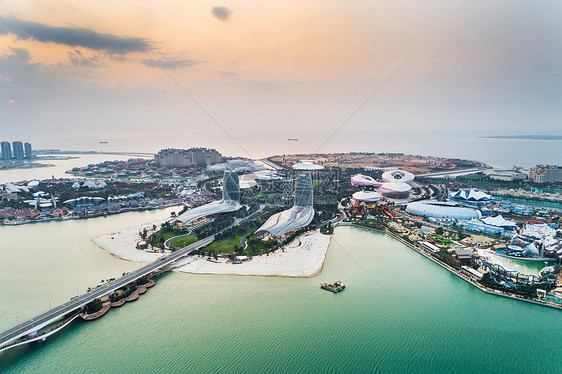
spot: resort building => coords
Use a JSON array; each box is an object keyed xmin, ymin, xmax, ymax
[
  {"xmin": 448, "ymin": 188, "xmax": 494, "ymax": 207},
  {"xmin": 406, "ymin": 200, "xmax": 481, "ymax": 220},
  {"xmin": 381, "ymin": 169, "xmax": 414, "ymax": 184},
  {"xmin": 529, "ymin": 164, "xmax": 562, "ymax": 183},
  {"xmin": 256, "ymin": 170, "xmax": 314, "ymax": 237},
  {"xmin": 155, "ymin": 148, "xmax": 223, "ymax": 168},
  {"xmin": 379, "ymin": 182, "xmax": 412, "ymax": 199},
  {"xmin": 352, "ymin": 190, "xmax": 381, "ymax": 203},
  {"xmin": 174, "ymin": 169, "xmax": 241, "ymax": 226},
  {"xmin": 350, "ymin": 174, "xmax": 381, "ymax": 187}
]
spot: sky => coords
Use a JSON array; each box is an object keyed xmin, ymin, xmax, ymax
[{"xmin": 1, "ymin": 1, "xmax": 561, "ymax": 160}]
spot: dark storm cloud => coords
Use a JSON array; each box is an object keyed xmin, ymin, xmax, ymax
[
  {"xmin": 0, "ymin": 16, "xmax": 151, "ymax": 54},
  {"xmin": 211, "ymin": 7, "xmax": 232, "ymax": 22},
  {"xmin": 141, "ymin": 57, "xmax": 200, "ymax": 70}
]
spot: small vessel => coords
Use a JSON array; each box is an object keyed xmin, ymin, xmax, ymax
[
  {"xmin": 288, "ymin": 138, "xmax": 299, "ymax": 141},
  {"xmin": 99, "ymin": 141, "xmax": 109, "ymax": 144},
  {"xmin": 321, "ymin": 281, "xmax": 345, "ymax": 293}
]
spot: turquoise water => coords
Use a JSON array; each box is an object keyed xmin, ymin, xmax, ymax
[{"xmin": 1, "ymin": 226, "xmax": 560, "ymax": 373}]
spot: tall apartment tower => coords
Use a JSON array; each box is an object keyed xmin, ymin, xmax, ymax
[
  {"xmin": 12, "ymin": 141, "xmax": 24, "ymax": 160},
  {"xmin": 24, "ymin": 142, "xmax": 32, "ymax": 159},
  {"xmin": 1, "ymin": 141, "xmax": 11, "ymax": 160}
]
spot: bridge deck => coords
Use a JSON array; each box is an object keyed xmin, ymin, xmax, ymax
[{"xmin": 0, "ymin": 236, "xmax": 214, "ymax": 349}]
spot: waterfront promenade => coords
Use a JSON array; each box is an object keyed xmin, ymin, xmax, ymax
[{"xmin": 0, "ymin": 235, "xmax": 214, "ymax": 351}]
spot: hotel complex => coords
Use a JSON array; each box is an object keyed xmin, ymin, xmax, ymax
[
  {"xmin": 174, "ymin": 169, "xmax": 241, "ymax": 226},
  {"xmin": 256, "ymin": 171, "xmax": 315, "ymax": 237}
]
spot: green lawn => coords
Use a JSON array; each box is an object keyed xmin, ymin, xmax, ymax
[
  {"xmin": 169, "ymin": 234, "xmax": 198, "ymax": 248},
  {"xmin": 152, "ymin": 230, "xmax": 185, "ymax": 246},
  {"xmin": 205, "ymin": 235, "xmax": 245, "ymax": 254}
]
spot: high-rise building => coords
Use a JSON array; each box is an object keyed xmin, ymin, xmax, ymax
[
  {"xmin": 12, "ymin": 141, "xmax": 24, "ymax": 160},
  {"xmin": 24, "ymin": 142, "xmax": 32, "ymax": 159},
  {"xmin": 256, "ymin": 170, "xmax": 315, "ymax": 237},
  {"xmin": 1, "ymin": 141, "xmax": 11, "ymax": 160},
  {"xmin": 529, "ymin": 165, "xmax": 562, "ymax": 183},
  {"xmin": 154, "ymin": 148, "xmax": 223, "ymax": 168}
]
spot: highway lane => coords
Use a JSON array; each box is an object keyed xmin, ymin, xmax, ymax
[{"xmin": 0, "ymin": 235, "xmax": 214, "ymax": 348}]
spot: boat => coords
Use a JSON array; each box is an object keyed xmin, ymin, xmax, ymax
[{"xmin": 321, "ymin": 281, "xmax": 345, "ymax": 293}]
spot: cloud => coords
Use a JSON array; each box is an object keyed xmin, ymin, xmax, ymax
[
  {"xmin": 0, "ymin": 16, "xmax": 151, "ymax": 54},
  {"xmin": 211, "ymin": 7, "xmax": 232, "ymax": 22},
  {"xmin": 217, "ymin": 70, "xmax": 239, "ymax": 79},
  {"xmin": 68, "ymin": 50, "xmax": 99, "ymax": 67},
  {"xmin": 141, "ymin": 57, "xmax": 200, "ymax": 70}
]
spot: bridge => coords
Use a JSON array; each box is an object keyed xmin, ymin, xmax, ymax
[{"xmin": 0, "ymin": 235, "xmax": 214, "ymax": 352}]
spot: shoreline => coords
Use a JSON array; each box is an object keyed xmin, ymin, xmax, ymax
[
  {"xmin": 173, "ymin": 232, "xmax": 332, "ymax": 278},
  {"xmin": 93, "ymin": 216, "xmax": 333, "ymax": 277},
  {"xmin": 375, "ymin": 225, "xmax": 562, "ymax": 311}
]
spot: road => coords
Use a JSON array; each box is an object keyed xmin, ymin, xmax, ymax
[{"xmin": 0, "ymin": 235, "xmax": 214, "ymax": 349}]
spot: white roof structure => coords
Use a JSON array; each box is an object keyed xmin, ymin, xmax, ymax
[
  {"xmin": 98, "ymin": 181, "xmax": 107, "ymax": 188},
  {"xmin": 83, "ymin": 180, "xmax": 97, "ymax": 189},
  {"xmin": 406, "ymin": 200, "xmax": 481, "ymax": 220},
  {"xmin": 382, "ymin": 170, "xmax": 414, "ymax": 184},
  {"xmin": 71, "ymin": 182, "xmax": 81, "ymax": 189},
  {"xmin": 449, "ymin": 188, "xmax": 492, "ymax": 201},
  {"xmin": 379, "ymin": 182, "xmax": 412, "ymax": 198},
  {"xmin": 522, "ymin": 224, "xmax": 556, "ymax": 239},
  {"xmin": 352, "ymin": 191, "xmax": 381, "ymax": 203},
  {"xmin": 256, "ymin": 171, "xmax": 314, "ymax": 237},
  {"xmin": 481, "ymin": 215, "xmax": 517, "ymax": 229},
  {"xmin": 175, "ymin": 170, "xmax": 241, "ymax": 225},
  {"xmin": 292, "ymin": 160, "xmax": 324, "ymax": 170},
  {"xmin": 27, "ymin": 181, "xmax": 40, "ymax": 189},
  {"xmin": 240, "ymin": 180, "xmax": 257, "ymax": 189},
  {"xmin": 350, "ymin": 174, "xmax": 381, "ymax": 187}
]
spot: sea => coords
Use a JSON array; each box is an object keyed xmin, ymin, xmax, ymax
[
  {"xmin": 0, "ymin": 148, "xmax": 561, "ymax": 373},
  {"xmin": 0, "ymin": 224, "xmax": 560, "ymax": 373}
]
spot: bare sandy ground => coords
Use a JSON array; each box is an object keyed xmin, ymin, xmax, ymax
[{"xmin": 93, "ymin": 218, "xmax": 332, "ymax": 277}]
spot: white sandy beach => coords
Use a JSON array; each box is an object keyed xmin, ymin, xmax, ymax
[
  {"xmin": 92, "ymin": 216, "xmax": 171, "ymax": 263},
  {"xmin": 173, "ymin": 231, "xmax": 332, "ymax": 277},
  {"xmin": 93, "ymin": 217, "xmax": 332, "ymax": 277}
]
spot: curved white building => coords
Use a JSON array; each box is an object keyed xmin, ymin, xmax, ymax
[
  {"xmin": 350, "ymin": 174, "xmax": 381, "ymax": 187},
  {"xmin": 352, "ymin": 191, "xmax": 381, "ymax": 203},
  {"xmin": 379, "ymin": 182, "xmax": 412, "ymax": 199},
  {"xmin": 256, "ymin": 171, "xmax": 314, "ymax": 237},
  {"xmin": 292, "ymin": 160, "xmax": 324, "ymax": 170},
  {"xmin": 382, "ymin": 170, "xmax": 414, "ymax": 184},
  {"xmin": 174, "ymin": 170, "xmax": 241, "ymax": 225},
  {"xmin": 406, "ymin": 200, "xmax": 481, "ymax": 220}
]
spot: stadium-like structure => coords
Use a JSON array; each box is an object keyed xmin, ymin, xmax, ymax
[
  {"xmin": 350, "ymin": 174, "xmax": 381, "ymax": 187},
  {"xmin": 406, "ymin": 200, "xmax": 481, "ymax": 220},
  {"xmin": 256, "ymin": 171, "xmax": 314, "ymax": 237},
  {"xmin": 174, "ymin": 169, "xmax": 241, "ymax": 225},
  {"xmin": 379, "ymin": 182, "xmax": 412, "ymax": 199},
  {"xmin": 382, "ymin": 170, "xmax": 414, "ymax": 184},
  {"xmin": 352, "ymin": 190, "xmax": 381, "ymax": 203}
]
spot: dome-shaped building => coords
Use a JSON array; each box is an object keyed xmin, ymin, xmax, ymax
[
  {"xmin": 382, "ymin": 170, "xmax": 414, "ymax": 184},
  {"xmin": 406, "ymin": 200, "xmax": 481, "ymax": 220},
  {"xmin": 350, "ymin": 174, "xmax": 381, "ymax": 187},
  {"xmin": 379, "ymin": 182, "xmax": 412, "ymax": 199},
  {"xmin": 352, "ymin": 191, "xmax": 381, "ymax": 203}
]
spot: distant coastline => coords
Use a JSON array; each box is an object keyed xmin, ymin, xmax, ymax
[{"xmin": 477, "ymin": 135, "xmax": 562, "ymax": 140}]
